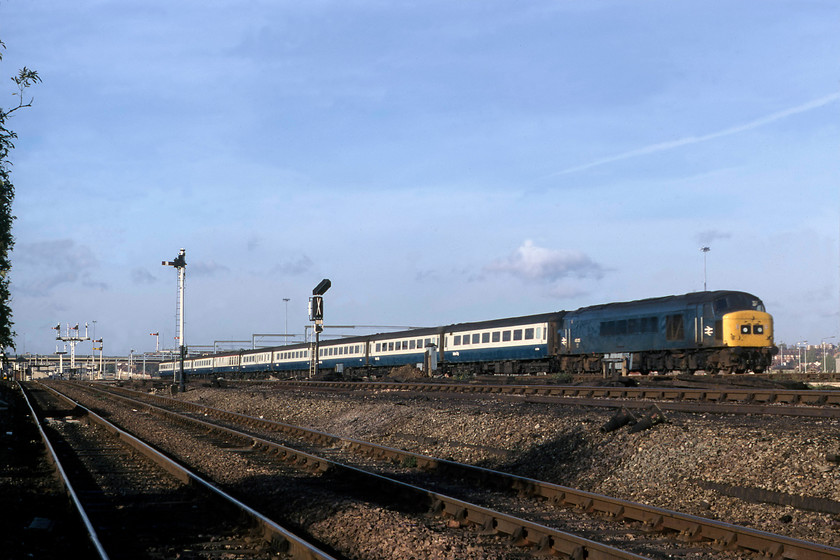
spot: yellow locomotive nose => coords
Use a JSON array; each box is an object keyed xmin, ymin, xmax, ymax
[{"xmin": 721, "ymin": 310, "xmax": 775, "ymax": 347}]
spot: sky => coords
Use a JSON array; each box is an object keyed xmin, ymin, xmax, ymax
[{"xmin": 1, "ymin": 0, "xmax": 839, "ymax": 357}]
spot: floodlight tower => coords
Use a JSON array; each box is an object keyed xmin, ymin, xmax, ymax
[
  {"xmin": 700, "ymin": 246, "xmax": 710, "ymax": 291},
  {"xmin": 162, "ymin": 248, "xmax": 187, "ymax": 392}
]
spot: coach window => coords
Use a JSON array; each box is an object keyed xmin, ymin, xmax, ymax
[
  {"xmin": 492, "ymin": 331, "xmax": 501, "ymax": 343},
  {"xmin": 482, "ymin": 332, "xmax": 490, "ymax": 344},
  {"xmin": 386, "ymin": 342, "xmax": 392, "ymax": 351},
  {"xmin": 524, "ymin": 328, "xmax": 535, "ymax": 339},
  {"xmin": 513, "ymin": 329, "xmax": 523, "ymax": 341},
  {"xmin": 502, "ymin": 331, "xmax": 511, "ymax": 342},
  {"xmin": 471, "ymin": 333, "xmax": 478, "ymax": 344},
  {"xmin": 537, "ymin": 327, "xmax": 542, "ymax": 339},
  {"xmin": 453, "ymin": 335, "xmax": 460, "ymax": 346}
]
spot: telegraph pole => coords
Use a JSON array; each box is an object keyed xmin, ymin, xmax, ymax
[{"xmin": 163, "ymin": 249, "xmax": 187, "ymax": 392}]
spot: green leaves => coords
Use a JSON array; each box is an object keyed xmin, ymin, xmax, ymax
[{"xmin": 0, "ymin": 38, "xmax": 40, "ymax": 350}]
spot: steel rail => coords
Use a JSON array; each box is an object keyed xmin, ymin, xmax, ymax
[
  {"xmin": 17, "ymin": 382, "xmax": 111, "ymax": 560},
  {"xmin": 57, "ymin": 382, "xmax": 653, "ymax": 560},
  {"xmin": 33, "ymin": 382, "xmax": 338, "ymax": 560},
  {"xmin": 83, "ymin": 382, "xmax": 840, "ymax": 560},
  {"xmin": 275, "ymin": 380, "xmax": 840, "ymax": 418}
]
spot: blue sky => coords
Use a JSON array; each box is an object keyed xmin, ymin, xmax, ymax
[{"xmin": 2, "ymin": 0, "xmax": 839, "ymax": 356}]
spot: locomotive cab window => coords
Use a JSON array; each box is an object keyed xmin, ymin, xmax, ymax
[{"xmin": 666, "ymin": 314, "xmax": 684, "ymax": 340}]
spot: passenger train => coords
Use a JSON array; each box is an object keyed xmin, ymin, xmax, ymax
[{"xmin": 159, "ymin": 290, "xmax": 777, "ymax": 379}]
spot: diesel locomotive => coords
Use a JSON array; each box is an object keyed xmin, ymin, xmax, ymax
[{"xmin": 159, "ymin": 290, "xmax": 777, "ymax": 378}]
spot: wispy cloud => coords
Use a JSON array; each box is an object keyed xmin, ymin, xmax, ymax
[
  {"xmin": 553, "ymin": 92, "xmax": 840, "ymax": 176},
  {"xmin": 131, "ymin": 268, "xmax": 158, "ymax": 285},
  {"xmin": 485, "ymin": 240, "xmax": 606, "ymax": 283},
  {"xmin": 696, "ymin": 230, "xmax": 732, "ymax": 245},
  {"xmin": 13, "ymin": 239, "xmax": 102, "ymax": 297},
  {"xmin": 190, "ymin": 260, "xmax": 231, "ymax": 277},
  {"xmin": 270, "ymin": 255, "xmax": 314, "ymax": 276}
]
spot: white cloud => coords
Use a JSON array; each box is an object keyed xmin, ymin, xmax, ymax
[{"xmin": 485, "ymin": 240, "xmax": 606, "ymax": 283}]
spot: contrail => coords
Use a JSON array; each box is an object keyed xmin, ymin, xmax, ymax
[{"xmin": 553, "ymin": 92, "xmax": 840, "ymax": 176}]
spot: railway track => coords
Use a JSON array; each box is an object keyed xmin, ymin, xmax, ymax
[
  {"xmin": 19, "ymin": 382, "xmax": 338, "ymax": 560},
  {"xmin": 269, "ymin": 380, "xmax": 840, "ymax": 418},
  {"xmin": 55, "ymin": 381, "xmax": 840, "ymax": 560}
]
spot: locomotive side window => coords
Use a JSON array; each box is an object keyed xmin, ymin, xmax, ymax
[
  {"xmin": 666, "ymin": 314, "xmax": 684, "ymax": 340},
  {"xmin": 513, "ymin": 329, "xmax": 523, "ymax": 341}
]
